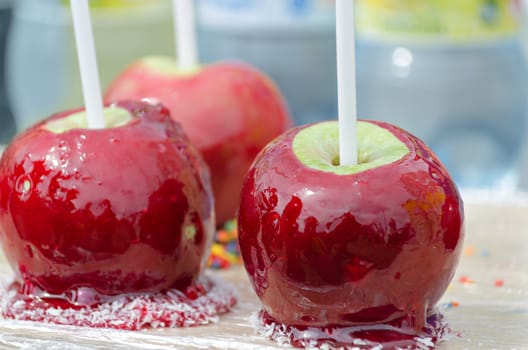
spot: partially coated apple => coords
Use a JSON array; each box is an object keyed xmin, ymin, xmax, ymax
[
  {"xmin": 238, "ymin": 120, "xmax": 464, "ymax": 330},
  {"xmin": 0, "ymin": 100, "xmax": 215, "ymax": 299},
  {"xmin": 105, "ymin": 57, "xmax": 291, "ymax": 225}
]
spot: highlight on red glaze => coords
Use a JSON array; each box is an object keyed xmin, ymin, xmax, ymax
[
  {"xmin": 0, "ymin": 100, "xmax": 215, "ymax": 302},
  {"xmin": 105, "ymin": 60, "xmax": 292, "ymax": 226},
  {"xmin": 238, "ymin": 120, "xmax": 464, "ymax": 339}
]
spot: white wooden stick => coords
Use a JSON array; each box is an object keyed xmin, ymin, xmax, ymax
[
  {"xmin": 336, "ymin": 0, "xmax": 358, "ymax": 166},
  {"xmin": 173, "ymin": 0, "xmax": 198, "ymax": 68},
  {"xmin": 70, "ymin": 0, "xmax": 105, "ymax": 129}
]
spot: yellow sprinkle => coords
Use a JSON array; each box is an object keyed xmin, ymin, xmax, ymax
[
  {"xmin": 463, "ymin": 245, "xmax": 475, "ymax": 257},
  {"xmin": 210, "ymin": 244, "xmax": 225, "ymax": 255}
]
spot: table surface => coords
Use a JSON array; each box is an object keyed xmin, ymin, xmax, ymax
[{"xmin": 0, "ymin": 201, "xmax": 526, "ymax": 349}]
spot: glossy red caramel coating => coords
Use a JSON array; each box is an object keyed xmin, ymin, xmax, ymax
[
  {"xmin": 105, "ymin": 61, "xmax": 291, "ymax": 226},
  {"xmin": 0, "ymin": 101, "xmax": 214, "ymax": 297},
  {"xmin": 238, "ymin": 120, "xmax": 464, "ymax": 329}
]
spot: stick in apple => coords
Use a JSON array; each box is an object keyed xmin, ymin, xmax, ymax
[
  {"xmin": 173, "ymin": 0, "xmax": 198, "ymax": 69},
  {"xmin": 70, "ymin": 0, "xmax": 105, "ymax": 129},
  {"xmin": 336, "ymin": 0, "xmax": 357, "ymax": 166}
]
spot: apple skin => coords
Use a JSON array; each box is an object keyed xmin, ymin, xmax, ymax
[
  {"xmin": 238, "ymin": 120, "xmax": 464, "ymax": 328},
  {"xmin": 0, "ymin": 100, "xmax": 215, "ymax": 297},
  {"xmin": 104, "ymin": 58, "xmax": 291, "ymax": 226}
]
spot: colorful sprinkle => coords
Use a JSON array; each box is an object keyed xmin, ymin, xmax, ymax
[
  {"xmin": 223, "ymin": 219, "xmax": 237, "ymax": 233},
  {"xmin": 208, "ymin": 219, "xmax": 242, "ymax": 269},
  {"xmin": 463, "ymin": 245, "xmax": 474, "ymax": 257},
  {"xmin": 443, "ymin": 300, "xmax": 460, "ymax": 309},
  {"xmin": 458, "ymin": 275, "xmax": 474, "ymax": 284},
  {"xmin": 480, "ymin": 249, "xmax": 490, "ymax": 257},
  {"xmin": 494, "ymin": 279, "xmax": 504, "ymax": 287}
]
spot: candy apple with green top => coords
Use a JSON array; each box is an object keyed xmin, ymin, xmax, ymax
[
  {"xmin": 0, "ymin": 100, "xmax": 215, "ymax": 298},
  {"xmin": 238, "ymin": 120, "xmax": 464, "ymax": 334},
  {"xmin": 104, "ymin": 56, "xmax": 291, "ymax": 226}
]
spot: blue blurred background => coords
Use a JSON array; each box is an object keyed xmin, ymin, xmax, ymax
[{"xmin": 1, "ymin": 0, "xmax": 528, "ymax": 195}]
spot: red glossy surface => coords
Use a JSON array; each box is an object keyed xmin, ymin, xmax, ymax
[
  {"xmin": 238, "ymin": 121, "xmax": 464, "ymax": 332},
  {"xmin": 0, "ymin": 100, "xmax": 215, "ymax": 298},
  {"xmin": 105, "ymin": 61, "xmax": 291, "ymax": 226}
]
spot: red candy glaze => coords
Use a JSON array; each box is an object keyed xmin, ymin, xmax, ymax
[
  {"xmin": 0, "ymin": 100, "xmax": 215, "ymax": 300},
  {"xmin": 238, "ymin": 120, "xmax": 464, "ymax": 333},
  {"xmin": 105, "ymin": 61, "xmax": 291, "ymax": 226}
]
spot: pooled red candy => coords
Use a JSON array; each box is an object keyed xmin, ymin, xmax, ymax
[{"xmin": 238, "ymin": 120, "xmax": 464, "ymax": 348}]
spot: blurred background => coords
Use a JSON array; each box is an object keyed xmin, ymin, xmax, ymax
[{"xmin": 0, "ymin": 0, "xmax": 528, "ymax": 196}]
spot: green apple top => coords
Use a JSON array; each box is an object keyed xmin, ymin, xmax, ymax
[
  {"xmin": 293, "ymin": 121, "xmax": 410, "ymax": 175},
  {"xmin": 44, "ymin": 106, "xmax": 133, "ymax": 133}
]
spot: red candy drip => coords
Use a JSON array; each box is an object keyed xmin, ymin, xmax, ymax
[
  {"xmin": 0, "ymin": 274, "xmax": 237, "ymax": 330},
  {"xmin": 257, "ymin": 309, "xmax": 450, "ymax": 350}
]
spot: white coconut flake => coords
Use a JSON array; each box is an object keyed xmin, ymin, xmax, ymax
[{"xmin": 0, "ymin": 273, "xmax": 237, "ymax": 331}]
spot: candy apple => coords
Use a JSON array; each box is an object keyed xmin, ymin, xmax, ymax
[
  {"xmin": 104, "ymin": 56, "xmax": 291, "ymax": 226},
  {"xmin": 238, "ymin": 120, "xmax": 464, "ymax": 329},
  {"xmin": 0, "ymin": 100, "xmax": 215, "ymax": 298}
]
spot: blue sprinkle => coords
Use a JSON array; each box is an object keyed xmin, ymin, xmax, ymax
[
  {"xmin": 226, "ymin": 241, "xmax": 238, "ymax": 252},
  {"xmin": 480, "ymin": 249, "xmax": 490, "ymax": 257}
]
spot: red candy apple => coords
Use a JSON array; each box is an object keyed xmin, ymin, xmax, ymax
[
  {"xmin": 238, "ymin": 120, "xmax": 464, "ymax": 329},
  {"xmin": 104, "ymin": 56, "xmax": 291, "ymax": 225},
  {"xmin": 0, "ymin": 100, "xmax": 214, "ymax": 299}
]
